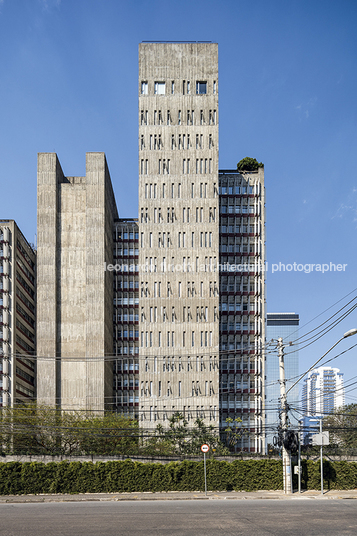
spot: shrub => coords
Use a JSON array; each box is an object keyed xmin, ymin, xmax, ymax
[
  {"xmin": 1, "ymin": 459, "xmax": 357, "ymax": 495},
  {"xmin": 237, "ymin": 157, "xmax": 263, "ymax": 171}
]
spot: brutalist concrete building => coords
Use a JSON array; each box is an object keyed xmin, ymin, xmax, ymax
[
  {"xmin": 36, "ymin": 152, "xmax": 117, "ymax": 411},
  {"xmin": 36, "ymin": 42, "xmax": 266, "ymax": 452}
]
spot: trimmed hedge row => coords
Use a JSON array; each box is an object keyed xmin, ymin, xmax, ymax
[
  {"xmin": 0, "ymin": 459, "xmax": 356, "ymax": 495},
  {"xmin": 0, "ymin": 459, "xmax": 282, "ymax": 495},
  {"xmin": 301, "ymin": 460, "xmax": 357, "ymax": 490}
]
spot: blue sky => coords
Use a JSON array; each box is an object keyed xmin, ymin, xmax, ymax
[{"xmin": 1, "ymin": 0, "xmax": 357, "ymax": 404}]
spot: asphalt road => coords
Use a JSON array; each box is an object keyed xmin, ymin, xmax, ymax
[{"xmin": 0, "ymin": 499, "xmax": 356, "ymax": 536}]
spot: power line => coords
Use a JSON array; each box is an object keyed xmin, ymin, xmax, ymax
[
  {"xmin": 283, "ymin": 302, "xmax": 357, "ymax": 355},
  {"xmin": 279, "ymin": 287, "xmax": 357, "ymax": 344},
  {"xmin": 3, "ymin": 341, "xmax": 273, "ymax": 362}
]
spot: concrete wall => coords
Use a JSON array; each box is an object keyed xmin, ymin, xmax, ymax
[{"xmin": 37, "ymin": 154, "xmax": 62, "ymax": 406}]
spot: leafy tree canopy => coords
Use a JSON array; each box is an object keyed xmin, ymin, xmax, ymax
[
  {"xmin": 0, "ymin": 403, "xmax": 138, "ymax": 456},
  {"xmin": 143, "ymin": 413, "xmax": 229, "ymax": 456},
  {"xmin": 237, "ymin": 157, "xmax": 264, "ymax": 171},
  {"xmin": 324, "ymin": 404, "xmax": 357, "ymax": 449},
  {"xmin": 1, "ymin": 406, "xmax": 248, "ymax": 458}
]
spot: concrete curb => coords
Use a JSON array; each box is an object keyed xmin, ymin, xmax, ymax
[{"xmin": 1, "ymin": 490, "xmax": 357, "ymax": 503}]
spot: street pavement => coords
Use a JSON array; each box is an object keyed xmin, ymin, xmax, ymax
[{"xmin": 0, "ymin": 496, "xmax": 357, "ymax": 536}]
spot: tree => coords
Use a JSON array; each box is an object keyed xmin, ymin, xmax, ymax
[
  {"xmin": 0, "ymin": 403, "xmax": 139, "ymax": 456},
  {"xmin": 237, "ymin": 157, "xmax": 263, "ymax": 172},
  {"xmin": 144, "ymin": 413, "xmax": 229, "ymax": 456},
  {"xmin": 324, "ymin": 404, "xmax": 357, "ymax": 449},
  {"xmin": 222, "ymin": 417, "xmax": 246, "ymax": 450},
  {"xmin": 75, "ymin": 412, "xmax": 138, "ymax": 456}
]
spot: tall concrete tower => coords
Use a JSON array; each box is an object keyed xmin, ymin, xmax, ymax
[
  {"xmin": 138, "ymin": 43, "xmax": 220, "ymax": 427},
  {"xmin": 36, "ymin": 152, "xmax": 118, "ymax": 411}
]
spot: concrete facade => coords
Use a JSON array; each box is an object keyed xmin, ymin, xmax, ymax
[
  {"xmin": 36, "ymin": 153, "xmax": 117, "ymax": 411},
  {"xmin": 0, "ymin": 220, "xmax": 36, "ymax": 407},
  {"xmin": 138, "ymin": 43, "xmax": 220, "ymax": 428}
]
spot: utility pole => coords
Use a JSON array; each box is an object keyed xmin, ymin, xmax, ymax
[
  {"xmin": 282, "ymin": 328, "xmax": 357, "ymax": 495},
  {"xmin": 319, "ymin": 418, "xmax": 323, "ymax": 495},
  {"xmin": 278, "ymin": 337, "xmax": 292, "ymax": 494},
  {"xmin": 298, "ymin": 420, "xmax": 302, "ymax": 494}
]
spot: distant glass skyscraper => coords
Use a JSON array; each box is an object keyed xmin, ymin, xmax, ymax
[
  {"xmin": 302, "ymin": 366, "xmax": 344, "ymax": 417},
  {"xmin": 265, "ymin": 313, "xmax": 299, "ymax": 448}
]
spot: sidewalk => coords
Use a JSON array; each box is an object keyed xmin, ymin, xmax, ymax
[{"xmin": 1, "ymin": 489, "xmax": 357, "ymax": 503}]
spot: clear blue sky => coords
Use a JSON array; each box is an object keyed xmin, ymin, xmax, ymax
[{"xmin": 1, "ymin": 0, "xmax": 357, "ymax": 405}]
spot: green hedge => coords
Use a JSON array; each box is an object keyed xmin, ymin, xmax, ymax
[
  {"xmin": 0, "ymin": 459, "xmax": 356, "ymax": 495},
  {"xmin": 300, "ymin": 460, "xmax": 357, "ymax": 491}
]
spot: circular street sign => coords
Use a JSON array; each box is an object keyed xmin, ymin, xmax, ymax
[{"xmin": 201, "ymin": 444, "xmax": 210, "ymax": 453}]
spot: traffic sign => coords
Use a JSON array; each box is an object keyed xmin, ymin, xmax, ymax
[
  {"xmin": 312, "ymin": 432, "xmax": 330, "ymax": 446},
  {"xmin": 201, "ymin": 444, "xmax": 209, "ymax": 495}
]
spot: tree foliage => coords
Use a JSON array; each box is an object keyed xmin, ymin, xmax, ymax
[
  {"xmin": 237, "ymin": 157, "xmax": 264, "ymax": 171},
  {"xmin": 324, "ymin": 404, "xmax": 357, "ymax": 449},
  {"xmin": 0, "ymin": 406, "xmax": 231, "ymax": 458},
  {"xmin": 0, "ymin": 407, "xmax": 251, "ymax": 458},
  {"xmin": 142, "ymin": 413, "xmax": 229, "ymax": 456},
  {"xmin": 221, "ymin": 417, "xmax": 247, "ymax": 449},
  {"xmin": 0, "ymin": 404, "xmax": 138, "ymax": 456}
]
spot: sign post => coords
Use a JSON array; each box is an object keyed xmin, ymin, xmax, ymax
[
  {"xmin": 312, "ymin": 425, "xmax": 329, "ymax": 496},
  {"xmin": 201, "ymin": 444, "xmax": 210, "ymax": 496}
]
